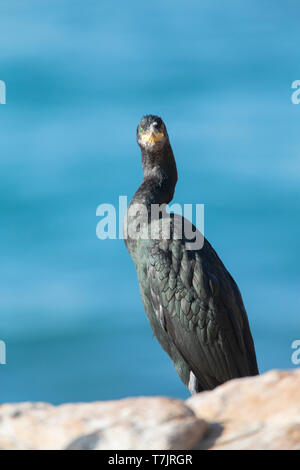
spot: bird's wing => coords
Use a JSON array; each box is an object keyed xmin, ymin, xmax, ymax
[{"xmin": 147, "ymin": 236, "xmax": 258, "ymax": 390}]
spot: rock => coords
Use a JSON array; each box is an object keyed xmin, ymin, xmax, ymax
[
  {"xmin": 0, "ymin": 370, "xmax": 299, "ymax": 450},
  {"xmin": 186, "ymin": 369, "xmax": 300, "ymax": 450},
  {"xmin": 0, "ymin": 397, "xmax": 207, "ymax": 450}
]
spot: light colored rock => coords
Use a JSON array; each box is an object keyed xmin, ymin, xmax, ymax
[
  {"xmin": 0, "ymin": 370, "xmax": 299, "ymax": 450},
  {"xmin": 186, "ymin": 369, "xmax": 300, "ymax": 450},
  {"xmin": 0, "ymin": 397, "xmax": 207, "ymax": 450}
]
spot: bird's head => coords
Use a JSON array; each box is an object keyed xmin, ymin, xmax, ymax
[
  {"xmin": 134, "ymin": 114, "xmax": 177, "ymax": 203},
  {"xmin": 137, "ymin": 115, "xmax": 169, "ymax": 152}
]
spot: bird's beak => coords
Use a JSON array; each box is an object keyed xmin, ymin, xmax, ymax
[{"xmin": 141, "ymin": 126, "xmax": 164, "ymax": 144}]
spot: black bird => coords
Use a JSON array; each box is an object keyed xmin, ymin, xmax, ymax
[{"xmin": 124, "ymin": 114, "xmax": 258, "ymax": 394}]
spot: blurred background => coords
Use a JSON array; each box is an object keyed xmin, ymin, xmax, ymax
[{"xmin": 0, "ymin": 0, "xmax": 299, "ymax": 403}]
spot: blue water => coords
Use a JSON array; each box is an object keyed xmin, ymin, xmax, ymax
[{"xmin": 0, "ymin": 0, "xmax": 299, "ymax": 404}]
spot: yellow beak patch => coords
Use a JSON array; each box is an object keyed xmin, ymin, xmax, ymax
[{"xmin": 141, "ymin": 131, "xmax": 164, "ymax": 144}]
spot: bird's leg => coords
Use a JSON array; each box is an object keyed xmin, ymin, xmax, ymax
[{"xmin": 188, "ymin": 371, "xmax": 198, "ymax": 395}]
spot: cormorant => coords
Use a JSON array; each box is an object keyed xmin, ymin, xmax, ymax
[{"xmin": 124, "ymin": 114, "xmax": 258, "ymax": 394}]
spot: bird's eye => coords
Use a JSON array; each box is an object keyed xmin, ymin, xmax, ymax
[{"xmin": 139, "ymin": 128, "xmax": 144, "ymax": 134}]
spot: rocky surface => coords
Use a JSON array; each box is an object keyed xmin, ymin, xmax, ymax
[
  {"xmin": 0, "ymin": 369, "xmax": 299, "ymax": 450},
  {"xmin": 0, "ymin": 397, "xmax": 207, "ymax": 450}
]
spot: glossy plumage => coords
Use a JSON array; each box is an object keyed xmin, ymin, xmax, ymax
[{"xmin": 125, "ymin": 115, "xmax": 258, "ymax": 394}]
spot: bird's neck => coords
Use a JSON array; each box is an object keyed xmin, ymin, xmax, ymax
[{"xmin": 131, "ymin": 143, "xmax": 178, "ymax": 210}]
